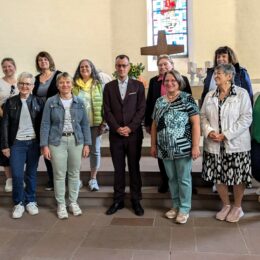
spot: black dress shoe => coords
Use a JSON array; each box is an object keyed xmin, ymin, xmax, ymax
[
  {"xmin": 131, "ymin": 200, "xmax": 144, "ymax": 216},
  {"xmin": 106, "ymin": 201, "xmax": 124, "ymax": 215},
  {"xmin": 158, "ymin": 183, "xmax": 169, "ymax": 193}
]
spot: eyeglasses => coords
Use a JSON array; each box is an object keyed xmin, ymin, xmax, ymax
[
  {"xmin": 116, "ymin": 64, "xmax": 129, "ymax": 68},
  {"xmin": 18, "ymin": 82, "xmax": 32, "ymax": 87},
  {"xmin": 214, "ymin": 72, "xmax": 225, "ymax": 76},
  {"xmin": 10, "ymin": 85, "xmax": 15, "ymax": 95}
]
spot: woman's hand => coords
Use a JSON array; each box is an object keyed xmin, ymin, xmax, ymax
[
  {"xmin": 2, "ymin": 148, "xmax": 10, "ymax": 158},
  {"xmin": 82, "ymin": 145, "xmax": 90, "ymax": 158},
  {"xmin": 208, "ymin": 131, "xmax": 218, "ymax": 140},
  {"xmin": 210, "ymin": 132, "xmax": 225, "ymax": 142},
  {"xmin": 192, "ymin": 146, "xmax": 200, "ymax": 160},
  {"xmin": 41, "ymin": 146, "xmax": 51, "ymax": 160},
  {"xmin": 150, "ymin": 145, "xmax": 157, "ymax": 158}
]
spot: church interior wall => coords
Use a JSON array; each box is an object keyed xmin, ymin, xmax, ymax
[{"xmin": 0, "ymin": 0, "xmax": 259, "ymax": 91}]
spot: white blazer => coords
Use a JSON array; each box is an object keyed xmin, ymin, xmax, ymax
[{"xmin": 201, "ymin": 85, "xmax": 252, "ymax": 154}]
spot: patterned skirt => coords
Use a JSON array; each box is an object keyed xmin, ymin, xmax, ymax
[{"xmin": 202, "ymin": 148, "xmax": 252, "ymax": 188}]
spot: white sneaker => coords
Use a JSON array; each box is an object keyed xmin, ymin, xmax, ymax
[
  {"xmin": 26, "ymin": 202, "xmax": 39, "ymax": 215},
  {"xmin": 69, "ymin": 202, "xmax": 82, "ymax": 216},
  {"xmin": 212, "ymin": 184, "xmax": 217, "ymax": 193},
  {"xmin": 5, "ymin": 178, "xmax": 12, "ymax": 192},
  {"xmin": 176, "ymin": 213, "xmax": 189, "ymax": 224},
  {"xmin": 79, "ymin": 180, "xmax": 83, "ymax": 189},
  {"xmin": 57, "ymin": 204, "xmax": 68, "ymax": 219},
  {"xmin": 88, "ymin": 179, "xmax": 99, "ymax": 191},
  {"xmin": 165, "ymin": 208, "xmax": 178, "ymax": 219},
  {"xmin": 12, "ymin": 204, "xmax": 25, "ymax": 219}
]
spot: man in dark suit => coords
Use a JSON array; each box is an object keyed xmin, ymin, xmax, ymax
[
  {"xmin": 103, "ymin": 54, "xmax": 146, "ymax": 216},
  {"xmin": 145, "ymin": 54, "xmax": 192, "ymax": 193}
]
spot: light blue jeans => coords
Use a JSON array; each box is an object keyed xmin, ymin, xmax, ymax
[
  {"xmin": 90, "ymin": 127, "xmax": 101, "ymax": 170},
  {"xmin": 50, "ymin": 136, "xmax": 83, "ymax": 205},
  {"xmin": 163, "ymin": 157, "xmax": 192, "ymax": 214}
]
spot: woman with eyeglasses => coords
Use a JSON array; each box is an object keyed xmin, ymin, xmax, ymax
[
  {"xmin": 201, "ymin": 64, "xmax": 252, "ymax": 223},
  {"xmin": 0, "ymin": 57, "xmax": 18, "ymax": 192},
  {"xmin": 1, "ymin": 72, "xmax": 44, "ymax": 218},
  {"xmin": 201, "ymin": 46, "xmax": 253, "ymax": 106},
  {"xmin": 33, "ymin": 51, "xmax": 61, "ymax": 191}
]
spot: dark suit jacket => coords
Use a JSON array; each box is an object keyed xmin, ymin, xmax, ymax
[
  {"xmin": 144, "ymin": 75, "xmax": 192, "ymax": 128},
  {"xmin": 103, "ymin": 78, "xmax": 146, "ymax": 135}
]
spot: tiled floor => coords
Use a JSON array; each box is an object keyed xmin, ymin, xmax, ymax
[{"xmin": 0, "ymin": 206, "xmax": 260, "ymax": 259}]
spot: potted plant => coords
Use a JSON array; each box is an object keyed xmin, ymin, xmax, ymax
[{"xmin": 113, "ymin": 62, "xmax": 147, "ymax": 88}]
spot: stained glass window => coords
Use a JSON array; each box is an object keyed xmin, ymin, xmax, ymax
[
  {"xmin": 151, "ymin": 0, "xmax": 188, "ymax": 56},
  {"xmin": 151, "ymin": 0, "xmax": 188, "ymax": 57}
]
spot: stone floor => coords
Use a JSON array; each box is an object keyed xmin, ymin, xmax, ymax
[{"xmin": 0, "ymin": 206, "xmax": 260, "ymax": 260}]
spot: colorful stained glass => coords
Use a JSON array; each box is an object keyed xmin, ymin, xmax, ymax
[{"xmin": 151, "ymin": 0, "xmax": 188, "ymax": 56}]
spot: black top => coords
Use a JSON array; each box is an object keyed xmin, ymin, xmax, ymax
[
  {"xmin": 33, "ymin": 70, "xmax": 61, "ymax": 99},
  {"xmin": 1, "ymin": 94, "xmax": 44, "ymax": 148}
]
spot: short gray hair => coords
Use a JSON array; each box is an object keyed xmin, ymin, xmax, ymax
[
  {"xmin": 17, "ymin": 72, "xmax": 35, "ymax": 85},
  {"xmin": 214, "ymin": 63, "xmax": 236, "ymax": 83},
  {"xmin": 157, "ymin": 54, "xmax": 174, "ymax": 66}
]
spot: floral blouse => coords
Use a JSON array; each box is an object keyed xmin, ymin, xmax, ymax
[{"xmin": 152, "ymin": 91, "xmax": 199, "ymax": 159}]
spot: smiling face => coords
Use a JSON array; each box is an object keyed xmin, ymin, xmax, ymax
[
  {"xmin": 115, "ymin": 57, "xmax": 130, "ymax": 81},
  {"xmin": 18, "ymin": 77, "xmax": 34, "ymax": 98},
  {"xmin": 2, "ymin": 60, "xmax": 16, "ymax": 78},
  {"xmin": 214, "ymin": 69, "xmax": 232, "ymax": 86},
  {"xmin": 158, "ymin": 58, "xmax": 173, "ymax": 76},
  {"xmin": 216, "ymin": 53, "xmax": 229, "ymax": 65},
  {"xmin": 57, "ymin": 76, "xmax": 73, "ymax": 96},
  {"xmin": 37, "ymin": 56, "xmax": 50, "ymax": 71},
  {"xmin": 164, "ymin": 73, "xmax": 179, "ymax": 95},
  {"xmin": 79, "ymin": 60, "xmax": 92, "ymax": 80}
]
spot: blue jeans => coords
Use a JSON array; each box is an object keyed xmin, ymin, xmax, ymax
[
  {"xmin": 90, "ymin": 127, "xmax": 101, "ymax": 170},
  {"xmin": 10, "ymin": 139, "xmax": 40, "ymax": 205},
  {"xmin": 163, "ymin": 157, "xmax": 192, "ymax": 214}
]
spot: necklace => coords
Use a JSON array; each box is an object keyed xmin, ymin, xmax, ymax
[{"xmin": 166, "ymin": 91, "xmax": 180, "ymax": 102}]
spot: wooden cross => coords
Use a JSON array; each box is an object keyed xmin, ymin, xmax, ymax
[{"xmin": 140, "ymin": 30, "xmax": 184, "ymax": 56}]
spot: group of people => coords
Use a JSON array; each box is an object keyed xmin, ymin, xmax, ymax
[
  {"xmin": 0, "ymin": 46, "xmax": 259, "ymax": 224},
  {"xmin": 0, "ymin": 52, "xmax": 108, "ymax": 219}
]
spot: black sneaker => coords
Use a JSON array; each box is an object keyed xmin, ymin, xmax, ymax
[{"xmin": 45, "ymin": 182, "xmax": 54, "ymax": 191}]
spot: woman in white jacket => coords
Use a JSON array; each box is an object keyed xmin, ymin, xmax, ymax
[{"xmin": 201, "ymin": 63, "xmax": 252, "ymax": 223}]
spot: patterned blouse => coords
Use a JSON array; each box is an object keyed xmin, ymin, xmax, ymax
[{"xmin": 152, "ymin": 91, "xmax": 199, "ymax": 159}]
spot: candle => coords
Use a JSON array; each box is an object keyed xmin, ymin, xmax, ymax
[{"xmin": 187, "ymin": 62, "xmax": 197, "ymax": 74}]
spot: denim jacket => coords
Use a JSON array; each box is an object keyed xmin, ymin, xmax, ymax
[{"xmin": 40, "ymin": 94, "xmax": 91, "ymax": 147}]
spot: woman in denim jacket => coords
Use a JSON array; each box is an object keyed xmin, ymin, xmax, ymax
[{"xmin": 40, "ymin": 72, "xmax": 91, "ymax": 219}]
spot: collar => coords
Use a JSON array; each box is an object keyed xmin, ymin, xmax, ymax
[
  {"xmin": 157, "ymin": 75, "xmax": 163, "ymax": 81},
  {"xmin": 117, "ymin": 76, "xmax": 129, "ymax": 85},
  {"xmin": 53, "ymin": 93, "xmax": 79, "ymax": 105},
  {"xmin": 212, "ymin": 84, "xmax": 237, "ymax": 98}
]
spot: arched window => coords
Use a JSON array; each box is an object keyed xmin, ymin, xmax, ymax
[{"xmin": 147, "ymin": 0, "xmax": 188, "ymax": 70}]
